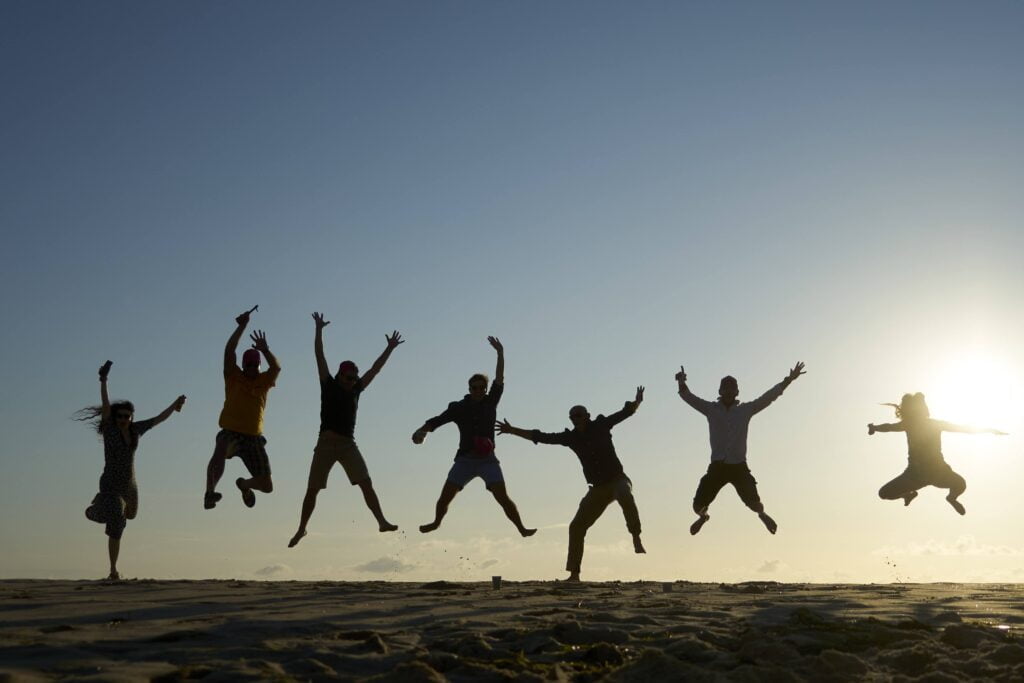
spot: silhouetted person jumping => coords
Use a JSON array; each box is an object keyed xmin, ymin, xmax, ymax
[
  {"xmin": 496, "ymin": 386, "xmax": 646, "ymax": 582},
  {"xmin": 77, "ymin": 360, "xmax": 185, "ymax": 580},
  {"xmin": 411, "ymin": 337, "xmax": 535, "ymax": 537},
  {"xmin": 289, "ymin": 313, "xmax": 402, "ymax": 547},
  {"xmin": 677, "ymin": 362, "xmax": 805, "ymax": 536},
  {"xmin": 869, "ymin": 392, "xmax": 1006, "ymax": 515},
  {"xmin": 204, "ymin": 306, "xmax": 281, "ymax": 510}
]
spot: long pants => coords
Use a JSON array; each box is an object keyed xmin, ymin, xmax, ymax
[{"xmin": 567, "ymin": 476, "xmax": 641, "ymax": 573}]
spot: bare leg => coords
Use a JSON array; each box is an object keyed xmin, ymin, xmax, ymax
[
  {"xmin": 690, "ymin": 504, "xmax": 710, "ymax": 536},
  {"xmin": 420, "ymin": 482, "xmax": 460, "ymax": 533},
  {"xmin": 289, "ymin": 488, "xmax": 319, "ymax": 547},
  {"xmin": 204, "ymin": 440, "xmax": 227, "ymax": 509},
  {"xmin": 489, "ymin": 484, "xmax": 536, "ymax": 537},
  {"xmin": 357, "ymin": 480, "xmax": 398, "ymax": 532},
  {"xmin": 946, "ymin": 471, "xmax": 967, "ymax": 515},
  {"xmin": 107, "ymin": 536, "xmax": 121, "ymax": 580}
]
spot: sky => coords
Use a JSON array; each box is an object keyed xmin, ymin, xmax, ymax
[{"xmin": 2, "ymin": 0, "xmax": 1023, "ymax": 583}]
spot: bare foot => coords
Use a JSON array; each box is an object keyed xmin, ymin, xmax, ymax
[
  {"xmin": 288, "ymin": 530, "xmax": 306, "ymax": 548},
  {"xmin": 520, "ymin": 527, "xmax": 537, "ymax": 538},
  {"xmin": 419, "ymin": 522, "xmax": 440, "ymax": 533},
  {"xmin": 947, "ymin": 497, "xmax": 966, "ymax": 515},
  {"xmin": 565, "ymin": 572, "xmax": 581, "ymax": 582},
  {"xmin": 236, "ymin": 478, "xmax": 255, "ymax": 508},
  {"xmin": 903, "ymin": 491, "xmax": 918, "ymax": 506},
  {"xmin": 204, "ymin": 491, "xmax": 222, "ymax": 510},
  {"xmin": 379, "ymin": 521, "xmax": 399, "ymax": 532},
  {"xmin": 632, "ymin": 535, "xmax": 646, "ymax": 554},
  {"xmin": 689, "ymin": 514, "xmax": 710, "ymax": 535},
  {"xmin": 106, "ymin": 571, "xmax": 121, "ymax": 581},
  {"xmin": 759, "ymin": 512, "xmax": 778, "ymax": 534}
]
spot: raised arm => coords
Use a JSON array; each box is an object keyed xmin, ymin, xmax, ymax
[
  {"xmin": 98, "ymin": 360, "xmax": 113, "ymax": 423},
  {"xmin": 312, "ymin": 312, "xmax": 331, "ymax": 381},
  {"xmin": 224, "ymin": 307, "xmax": 255, "ymax": 376},
  {"xmin": 675, "ymin": 366, "xmax": 714, "ymax": 415},
  {"xmin": 868, "ymin": 422, "xmax": 906, "ymax": 435},
  {"xmin": 606, "ymin": 386, "xmax": 645, "ymax": 428},
  {"xmin": 250, "ymin": 329, "xmax": 281, "ymax": 374},
  {"xmin": 748, "ymin": 362, "xmax": 805, "ymax": 415},
  {"xmin": 360, "ymin": 331, "xmax": 404, "ymax": 390},
  {"xmin": 488, "ymin": 336, "xmax": 504, "ymax": 385},
  {"xmin": 144, "ymin": 395, "xmax": 187, "ymax": 429}
]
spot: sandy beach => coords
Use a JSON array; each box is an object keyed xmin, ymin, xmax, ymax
[{"xmin": 2, "ymin": 580, "xmax": 1024, "ymax": 681}]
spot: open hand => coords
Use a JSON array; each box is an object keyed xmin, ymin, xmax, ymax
[
  {"xmin": 386, "ymin": 330, "xmax": 404, "ymax": 349},
  {"xmin": 635, "ymin": 386, "xmax": 645, "ymax": 405},
  {"xmin": 249, "ymin": 330, "xmax": 269, "ymax": 353},
  {"xmin": 495, "ymin": 418, "xmax": 514, "ymax": 435},
  {"xmin": 487, "ymin": 336, "xmax": 503, "ymax": 353},
  {"xmin": 787, "ymin": 362, "xmax": 806, "ymax": 382},
  {"xmin": 312, "ymin": 312, "xmax": 330, "ymax": 330}
]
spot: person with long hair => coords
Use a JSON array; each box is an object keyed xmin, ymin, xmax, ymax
[
  {"xmin": 411, "ymin": 337, "xmax": 536, "ymax": 537},
  {"xmin": 869, "ymin": 392, "xmax": 1006, "ymax": 515},
  {"xmin": 288, "ymin": 312, "xmax": 402, "ymax": 548},
  {"xmin": 77, "ymin": 361, "xmax": 185, "ymax": 580}
]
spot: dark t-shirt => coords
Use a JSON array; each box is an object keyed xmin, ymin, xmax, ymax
[
  {"xmin": 99, "ymin": 418, "xmax": 156, "ymax": 493},
  {"xmin": 321, "ymin": 378, "xmax": 364, "ymax": 437},
  {"xmin": 531, "ymin": 405, "xmax": 633, "ymax": 486},
  {"xmin": 425, "ymin": 382, "xmax": 503, "ymax": 459}
]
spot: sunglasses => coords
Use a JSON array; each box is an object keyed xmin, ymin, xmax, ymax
[{"xmin": 116, "ymin": 413, "xmax": 133, "ymax": 420}]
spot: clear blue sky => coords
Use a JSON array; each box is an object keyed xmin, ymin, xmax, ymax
[{"xmin": 2, "ymin": 1, "xmax": 1023, "ymax": 582}]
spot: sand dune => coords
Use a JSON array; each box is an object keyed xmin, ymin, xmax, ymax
[{"xmin": 2, "ymin": 579, "xmax": 1023, "ymax": 680}]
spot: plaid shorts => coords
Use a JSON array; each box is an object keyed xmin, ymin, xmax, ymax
[{"xmin": 217, "ymin": 429, "xmax": 272, "ymax": 478}]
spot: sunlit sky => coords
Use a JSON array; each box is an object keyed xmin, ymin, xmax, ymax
[{"xmin": 2, "ymin": 1, "xmax": 1023, "ymax": 583}]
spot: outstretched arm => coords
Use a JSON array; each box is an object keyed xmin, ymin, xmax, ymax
[
  {"xmin": 497, "ymin": 419, "xmax": 571, "ymax": 446},
  {"xmin": 748, "ymin": 362, "xmax": 806, "ymax": 415},
  {"xmin": 312, "ymin": 312, "xmax": 331, "ymax": 381},
  {"xmin": 361, "ymin": 331, "xmax": 404, "ymax": 390},
  {"xmin": 412, "ymin": 404, "xmax": 455, "ymax": 444},
  {"xmin": 676, "ymin": 366, "xmax": 714, "ymax": 415},
  {"xmin": 495, "ymin": 419, "xmax": 533, "ymax": 440},
  {"xmin": 224, "ymin": 307, "xmax": 256, "ymax": 376},
  {"xmin": 868, "ymin": 422, "xmax": 905, "ymax": 435},
  {"xmin": 145, "ymin": 395, "xmax": 186, "ymax": 428},
  {"xmin": 98, "ymin": 361, "xmax": 113, "ymax": 423},
  {"xmin": 939, "ymin": 421, "xmax": 1008, "ymax": 436},
  {"xmin": 250, "ymin": 329, "xmax": 281, "ymax": 374},
  {"xmin": 489, "ymin": 336, "xmax": 504, "ymax": 385}
]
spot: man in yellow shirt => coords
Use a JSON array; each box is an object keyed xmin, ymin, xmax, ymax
[{"xmin": 204, "ymin": 307, "xmax": 281, "ymax": 509}]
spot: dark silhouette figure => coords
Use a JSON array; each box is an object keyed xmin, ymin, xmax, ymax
[
  {"xmin": 76, "ymin": 361, "xmax": 185, "ymax": 580},
  {"xmin": 496, "ymin": 386, "xmax": 647, "ymax": 582},
  {"xmin": 289, "ymin": 313, "xmax": 401, "ymax": 547},
  {"xmin": 869, "ymin": 392, "xmax": 1006, "ymax": 515},
  {"xmin": 204, "ymin": 306, "xmax": 281, "ymax": 510},
  {"xmin": 677, "ymin": 362, "xmax": 805, "ymax": 536},
  {"xmin": 411, "ymin": 337, "xmax": 535, "ymax": 537}
]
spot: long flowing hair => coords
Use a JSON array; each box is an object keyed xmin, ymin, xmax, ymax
[
  {"xmin": 74, "ymin": 400, "xmax": 135, "ymax": 434},
  {"xmin": 882, "ymin": 393, "xmax": 930, "ymax": 421}
]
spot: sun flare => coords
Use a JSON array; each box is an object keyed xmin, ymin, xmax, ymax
[{"xmin": 923, "ymin": 353, "xmax": 1021, "ymax": 434}]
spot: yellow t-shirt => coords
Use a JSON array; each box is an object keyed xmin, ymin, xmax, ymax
[{"xmin": 218, "ymin": 366, "xmax": 280, "ymax": 436}]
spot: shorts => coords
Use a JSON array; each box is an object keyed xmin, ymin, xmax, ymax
[
  {"xmin": 308, "ymin": 430, "xmax": 370, "ymax": 489},
  {"xmin": 217, "ymin": 429, "xmax": 271, "ymax": 478},
  {"xmin": 446, "ymin": 457, "xmax": 505, "ymax": 490},
  {"xmin": 85, "ymin": 489, "xmax": 137, "ymax": 540},
  {"xmin": 693, "ymin": 461, "xmax": 762, "ymax": 511}
]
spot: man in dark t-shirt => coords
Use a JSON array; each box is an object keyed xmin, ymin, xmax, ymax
[
  {"xmin": 411, "ymin": 337, "xmax": 536, "ymax": 537},
  {"xmin": 497, "ymin": 387, "xmax": 646, "ymax": 581},
  {"xmin": 289, "ymin": 312, "xmax": 402, "ymax": 548}
]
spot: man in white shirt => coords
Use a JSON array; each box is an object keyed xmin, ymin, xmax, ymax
[{"xmin": 676, "ymin": 362, "xmax": 805, "ymax": 535}]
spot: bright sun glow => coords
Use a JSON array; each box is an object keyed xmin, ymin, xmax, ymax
[{"xmin": 924, "ymin": 352, "xmax": 1022, "ymax": 434}]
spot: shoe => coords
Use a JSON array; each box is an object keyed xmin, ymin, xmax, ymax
[{"xmin": 204, "ymin": 491, "xmax": 222, "ymax": 510}]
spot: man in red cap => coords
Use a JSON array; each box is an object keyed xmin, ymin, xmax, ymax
[
  {"xmin": 288, "ymin": 313, "xmax": 402, "ymax": 547},
  {"xmin": 204, "ymin": 306, "xmax": 281, "ymax": 510}
]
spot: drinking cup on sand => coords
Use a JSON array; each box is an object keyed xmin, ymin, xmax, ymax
[
  {"xmin": 492, "ymin": 576, "xmax": 502, "ymax": 590},
  {"xmin": 662, "ymin": 582, "xmax": 673, "ymax": 593}
]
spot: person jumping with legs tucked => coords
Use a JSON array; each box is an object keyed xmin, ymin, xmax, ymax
[
  {"xmin": 204, "ymin": 306, "xmax": 281, "ymax": 510},
  {"xmin": 677, "ymin": 362, "xmax": 805, "ymax": 536},
  {"xmin": 870, "ymin": 392, "xmax": 1006, "ymax": 516},
  {"xmin": 412, "ymin": 337, "xmax": 535, "ymax": 537},
  {"xmin": 77, "ymin": 361, "xmax": 185, "ymax": 580},
  {"xmin": 496, "ymin": 387, "xmax": 646, "ymax": 582},
  {"xmin": 289, "ymin": 313, "xmax": 402, "ymax": 547}
]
